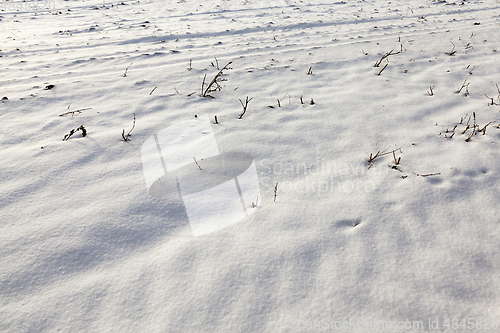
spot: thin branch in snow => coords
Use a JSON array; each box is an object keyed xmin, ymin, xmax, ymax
[
  {"xmin": 193, "ymin": 157, "xmax": 202, "ymax": 170},
  {"xmin": 63, "ymin": 125, "xmax": 87, "ymax": 141},
  {"xmin": 122, "ymin": 113, "xmax": 136, "ymax": 141},
  {"xmin": 274, "ymin": 182, "xmax": 278, "ymax": 202},
  {"xmin": 123, "ymin": 62, "xmax": 133, "ymax": 77},
  {"xmin": 445, "ymin": 41, "xmax": 456, "ymax": 56},
  {"xmin": 201, "ymin": 61, "xmax": 232, "ymax": 98},
  {"xmin": 377, "ymin": 62, "xmax": 388, "ymax": 75},
  {"xmin": 59, "ymin": 108, "xmax": 92, "ymax": 117},
  {"xmin": 238, "ymin": 96, "xmax": 253, "ymax": 119}
]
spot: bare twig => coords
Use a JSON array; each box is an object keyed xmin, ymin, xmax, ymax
[
  {"xmin": 465, "ymin": 115, "xmax": 471, "ymax": 127},
  {"xmin": 467, "ymin": 63, "xmax": 481, "ymax": 75},
  {"xmin": 201, "ymin": 61, "xmax": 233, "ymax": 97},
  {"xmin": 479, "ymin": 121, "xmax": 495, "ymax": 135},
  {"xmin": 238, "ymin": 96, "xmax": 253, "ymax": 119},
  {"xmin": 368, "ymin": 147, "xmax": 401, "ymax": 169},
  {"xmin": 123, "ymin": 62, "xmax": 133, "ymax": 77},
  {"xmin": 462, "ymin": 113, "xmax": 478, "ymax": 141},
  {"xmin": 393, "ymin": 150, "xmax": 401, "ymax": 165},
  {"xmin": 377, "ymin": 62, "xmax": 388, "ymax": 75},
  {"xmin": 122, "ymin": 113, "xmax": 136, "ymax": 141},
  {"xmin": 201, "ymin": 73, "xmax": 207, "ymax": 96},
  {"xmin": 59, "ymin": 108, "xmax": 92, "ymax": 117},
  {"xmin": 63, "ymin": 125, "xmax": 87, "ymax": 141},
  {"xmin": 374, "ymin": 50, "xmax": 390, "ymax": 67},
  {"xmin": 462, "ymin": 125, "xmax": 470, "ymax": 135},
  {"xmin": 278, "ymin": 93, "xmax": 289, "ymax": 107},
  {"xmin": 374, "ymin": 49, "xmax": 399, "ymax": 67},
  {"xmin": 445, "ymin": 41, "xmax": 456, "ymax": 56},
  {"xmin": 465, "ymin": 129, "xmax": 476, "ymax": 142},
  {"xmin": 428, "ymin": 86, "xmax": 434, "ymax": 96},
  {"xmin": 368, "ymin": 151, "xmax": 381, "ymax": 168},
  {"xmin": 460, "ymin": 114, "xmax": 469, "ymax": 124},
  {"xmin": 485, "ymin": 94, "xmax": 499, "ymax": 106},
  {"xmin": 187, "ymin": 59, "xmax": 192, "ymax": 71},
  {"xmin": 150, "ymin": 86, "xmax": 157, "ymax": 95},
  {"xmin": 456, "ymin": 79, "xmax": 470, "ymax": 95},
  {"xmin": 274, "ymin": 182, "xmax": 278, "ymax": 202},
  {"xmin": 252, "ymin": 196, "xmax": 259, "ymax": 208},
  {"xmin": 307, "ymin": 66, "xmax": 313, "ymax": 75},
  {"xmin": 193, "ymin": 157, "xmax": 202, "ymax": 170}
]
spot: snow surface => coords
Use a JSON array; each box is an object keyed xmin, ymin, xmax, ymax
[{"xmin": 1, "ymin": 0, "xmax": 500, "ymax": 332}]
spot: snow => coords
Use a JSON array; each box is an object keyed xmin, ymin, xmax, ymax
[{"xmin": 1, "ymin": 0, "xmax": 500, "ymax": 331}]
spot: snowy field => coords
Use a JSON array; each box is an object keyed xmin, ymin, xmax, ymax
[{"xmin": 1, "ymin": 0, "xmax": 500, "ymax": 331}]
